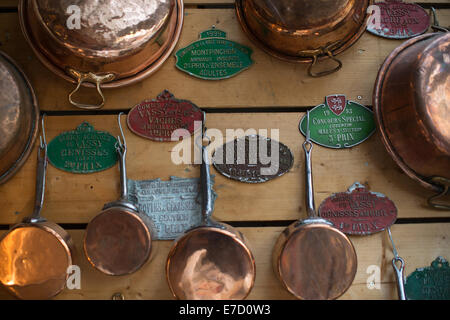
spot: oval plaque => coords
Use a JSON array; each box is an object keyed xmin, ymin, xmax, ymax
[
  {"xmin": 405, "ymin": 257, "xmax": 450, "ymax": 300},
  {"xmin": 299, "ymin": 95, "xmax": 376, "ymax": 149},
  {"xmin": 212, "ymin": 135, "xmax": 294, "ymax": 183},
  {"xmin": 367, "ymin": 0, "xmax": 430, "ymax": 39},
  {"xmin": 318, "ymin": 182, "xmax": 397, "ymax": 235},
  {"xmin": 127, "ymin": 90, "xmax": 203, "ymax": 142},
  {"xmin": 48, "ymin": 122, "xmax": 118, "ymax": 174},
  {"xmin": 175, "ymin": 27, "xmax": 253, "ymax": 80}
]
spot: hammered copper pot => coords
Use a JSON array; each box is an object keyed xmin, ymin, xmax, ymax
[
  {"xmin": 19, "ymin": 0, "xmax": 184, "ymax": 109},
  {"xmin": 236, "ymin": 0, "xmax": 372, "ymax": 77},
  {"xmin": 0, "ymin": 51, "xmax": 39, "ymax": 184},
  {"xmin": 373, "ymin": 32, "xmax": 450, "ymax": 209}
]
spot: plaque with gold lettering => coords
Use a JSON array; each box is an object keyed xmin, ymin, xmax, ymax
[
  {"xmin": 127, "ymin": 176, "xmax": 217, "ymax": 240},
  {"xmin": 127, "ymin": 90, "xmax": 203, "ymax": 142},
  {"xmin": 175, "ymin": 27, "xmax": 253, "ymax": 80},
  {"xmin": 318, "ymin": 182, "xmax": 397, "ymax": 235},
  {"xmin": 299, "ymin": 95, "xmax": 376, "ymax": 149},
  {"xmin": 47, "ymin": 122, "xmax": 118, "ymax": 174}
]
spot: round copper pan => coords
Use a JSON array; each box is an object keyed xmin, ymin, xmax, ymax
[
  {"xmin": 373, "ymin": 32, "xmax": 450, "ymax": 194},
  {"xmin": 0, "ymin": 51, "xmax": 39, "ymax": 184},
  {"xmin": 0, "ymin": 125, "xmax": 74, "ymax": 300},
  {"xmin": 84, "ymin": 114, "xmax": 154, "ymax": 276},
  {"xmin": 236, "ymin": 0, "xmax": 372, "ymax": 76},
  {"xmin": 19, "ymin": 0, "xmax": 184, "ymax": 108},
  {"xmin": 166, "ymin": 225, "xmax": 256, "ymax": 300}
]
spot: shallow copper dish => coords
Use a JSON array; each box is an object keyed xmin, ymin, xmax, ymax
[
  {"xmin": 0, "ymin": 51, "xmax": 39, "ymax": 184},
  {"xmin": 236, "ymin": 0, "xmax": 372, "ymax": 77},
  {"xmin": 373, "ymin": 32, "xmax": 450, "ymax": 208},
  {"xmin": 19, "ymin": 0, "xmax": 184, "ymax": 109}
]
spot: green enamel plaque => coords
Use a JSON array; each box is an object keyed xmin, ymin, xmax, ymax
[
  {"xmin": 175, "ymin": 27, "xmax": 253, "ymax": 80},
  {"xmin": 405, "ymin": 257, "xmax": 450, "ymax": 300},
  {"xmin": 48, "ymin": 122, "xmax": 118, "ymax": 174},
  {"xmin": 299, "ymin": 95, "xmax": 376, "ymax": 149}
]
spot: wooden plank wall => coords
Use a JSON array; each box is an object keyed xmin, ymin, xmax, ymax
[{"xmin": 0, "ymin": 0, "xmax": 449, "ymax": 300}]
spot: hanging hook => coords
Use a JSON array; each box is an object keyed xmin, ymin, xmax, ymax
[{"xmin": 387, "ymin": 227, "xmax": 407, "ymax": 300}]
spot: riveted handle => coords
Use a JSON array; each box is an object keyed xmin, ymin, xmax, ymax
[
  {"xmin": 427, "ymin": 177, "xmax": 450, "ymax": 210},
  {"xmin": 67, "ymin": 69, "xmax": 115, "ymax": 110},
  {"xmin": 298, "ymin": 41, "xmax": 343, "ymax": 78}
]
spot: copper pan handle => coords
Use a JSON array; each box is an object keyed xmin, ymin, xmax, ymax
[
  {"xmin": 427, "ymin": 177, "xmax": 450, "ymax": 210},
  {"xmin": 299, "ymin": 42, "xmax": 343, "ymax": 78},
  {"xmin": 67, "ymin": 69, "xmax": 115, "ymax": 110}
]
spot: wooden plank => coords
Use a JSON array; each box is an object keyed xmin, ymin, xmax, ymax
[
  {"xmin": 0, "ymin": 223, "xmax": 448, "ymax": 300},
  {"xmin": 0, "ymin": 9, "xmax": 448, "ymax": 111},
  {"xmin": 0, "ymin": 113, "xmax": 449, "ymax": 225}
]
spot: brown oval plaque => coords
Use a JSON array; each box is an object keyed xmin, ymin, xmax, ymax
[
  {"xmin": 318, "ymin": 182, "xmax": 397, "ymax": 235},
  {"xmin": 212, "ymin": 135, "xmax": 294, "ymax": 183},
  {"xmin": 127, "ymin": 90, "xmax": 203, "ymax": 142}
]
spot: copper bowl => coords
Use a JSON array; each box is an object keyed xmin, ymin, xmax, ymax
[
  {"xmin": 19, "ymin": 0, "xmax": 184, "ymax": 109},
  {"xmin": 373, "ymin": 32, "xmax": 450, "ymax": 208},
  {"xmin": 0, "ymin": 51, "xmax": 39, "ymax": 184},
  {"xmin": 236, "ymin": 0, "xmax": 372, "ymax": 77}
]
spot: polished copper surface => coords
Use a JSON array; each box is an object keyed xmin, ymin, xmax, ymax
[
  {"xmin": 0, "ymin": 223, "xmax": 73, "ymax": 300},
  {"xmin": 84, "ymin": 206, "xmax": 153, "ymax": 276},
  {"xmin": 373, "ymin": 32, "xmax": 450, "ymax": 194},
  {"xmin": 236, "ymin": 0, "xmax": 372, "ymax": 69},
  {"xmin": 0, "ymin": 51, "xmax": 39, "ymax": 184},
  {"xmin": 273, "ymin": 221, "xmax": 357, "ymax": 300},
  {"xmin": 166, "ymin": 225, "xmax": 255, "ymax": 300}
]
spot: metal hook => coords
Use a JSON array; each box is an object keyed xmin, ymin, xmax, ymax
[
  {"xmin": 116, "ymin": 112, "xmax": 126, "ymax": 155},
  {"xmin": 195, "ymin": 111, "xmax": 211, "ymax": 151},
  {"xmin": 431, "ymin": 7, "xmax": 449, "ymax": 32},
  {"xmin": 387, "ymin": 227, "xmax": 407, "ymax": 300}
]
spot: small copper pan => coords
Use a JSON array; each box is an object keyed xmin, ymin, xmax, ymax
[
  {"xmin": 166, "ymin": 116, "xmax": 256, "ymax": 300},
  {"xmin": 84, "ymin": 113, "xmax": 154, "ymax": 276},
  {"xmin": 273, "ymin": 112, "xmax": 357, "ymax": 300},
  {"xmin": 0, "ymin": 117, "xmax": 74, "ymax": 300}
]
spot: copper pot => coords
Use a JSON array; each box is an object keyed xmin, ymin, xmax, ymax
[
  {"xmin": 19, "ymin": 0, "xmax": 184, "ymax": 109},
  {"xmin": 0, "ymin": 51, "xmax": 39, "ymax": 184},
  {"xmin": 373, "ymin": 32, "xmax": 450, "ymax": 209},
  {"xmin": 236, "ymin": 0, "xmax": 372, "ymax": 77},
  {"xmin": 0, "ymin": 119, "xmax": 74, "ymax": 300}
]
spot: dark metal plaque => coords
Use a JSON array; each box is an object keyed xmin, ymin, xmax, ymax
[
  {"xmin": 175, "ymin": 27, "xmax": 253, "ymax": 80},
  {"xmin": 299, "ymin": 95, "xmax": 376, "ymax": 149},
  {"xmin": 47, "ymin": 122, "xmax": 118, "ymax": 174},
  {"xmin": 127, "ymin": 90, "xmax": 203, "ymax": 142},
  {"xmin": 318, "ymin": 182, "xmax": 397, "ymax": 235},
  {"xmin": 127, "ymin": 176, "xmax": 217, "ymax": 240},
  {"xmin": 405, "ymin": 257, "xmax": 450, "ymax": 300},
  {"xmin": 367, "ymin": 0, "xmax": 430, "ymax": 39},
  {"xmin": 212, "ymin": 135, "xmax": 294, "ymax": 183}
]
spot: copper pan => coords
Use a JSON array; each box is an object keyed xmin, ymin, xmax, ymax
[
  {"xmin": 373, "ymin": 32, "xmax": 450, "ymax": 210},
  {"xmin": 236, "ymin": 0, "xmax": 372, "ymax": 77},
  {"xmin": 272, "ymin": 112, "xmax": 357, "ymax": 300},
  {"xmin": 19, "ymin": 0, "xmax": 184, "ymax": 109},
  {"xmin": 166, "ymin": 117, "xmax": 256, "ymax": 300},
  {"xmin": 0, "ymin": 118, "xmax": 75, "ymax": 300},
  {"xmin": 84, "ymin": 113, "xmax": 154, "ymax": 276},
  {"xmin": 0, "ymin": 51, "xmax": 39, "ymax": 184}
]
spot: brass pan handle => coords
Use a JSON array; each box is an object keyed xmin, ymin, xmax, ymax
[
  {"xmin": 427, "ymin": 177, "xmax": 450, "ymax": 210},
  {"xmin": 299, "ymin": 41, "xmax": 343, "ymax": 78},
  {"xmin": 67, "ymin": 69, "xmax": 115, "ymax": 110}
]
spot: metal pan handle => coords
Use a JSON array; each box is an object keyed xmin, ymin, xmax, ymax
[
  {"xmin": 302, "ymin": 111, "xmax": 317, "ymax": 219},
  {"xmin": 67, "ymin": 69, "xmax": 115, "ymax": 110},
  {"xmin": 427, "ymin": 177, "xmax": 450, "ymax": 210},
  {"xmin": 298, "ymin": 41, "xmax": 343, "ymax": 78},
  {"xmin": 387, "ymin": 227, "xmax": 407, "ymax": 300}
]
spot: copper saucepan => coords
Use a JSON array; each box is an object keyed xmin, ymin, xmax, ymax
[
  {"xmin": 236, "ymin": 0, "xmax": 373, "ymax": 77},
  {"xmin": 19, "ymin": 0, "xmax": 184, "ymax": 109},
  {"xmin": 272, "ymin": 112, "xmax": 357, "ymax": 300},
  {"xmin": 0, "ymin": 51, "xmax": 39, "ymax": 184},
  {"xmin": 166, "ymin": 117, "xmax": 256, "ymax": 300},
  {"xmin": 84, "ymin": 113, "xmax": 155, "ymax": 276},
  {"xmin": 373, "ymin": 31, "xmax": 450, "ymax": 210},
  {"xmin": 0, "ymin": 117, "xmax": 74, "ymax": 300}
]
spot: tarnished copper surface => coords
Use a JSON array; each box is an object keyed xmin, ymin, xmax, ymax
[
  {"xmin": 0, "ymin": 51, "xmax": 39, "ymax": 184},
  {"xmin": 166, "ymin": 226, "xmax": 255, "ymax": 300},
  {"xmin": 18, "ymin": 0, "xmax": 184, "ymax": 107},
  {"xmin": 273, "ymin": 222, "xmax": 357, "ymax": 300},
  {"xmin": 0, "ymin": 222, "xmax": 73, "ymax": 300},
  {"xmin": 236, "ymin": 0, "xmax": 372, "ymax": 72},
  {"xmin": 84, "ymin": 207, "xmax": 152, "ymax": 276},
  {"xmin": 373, "ymin": 32, "xmax": 450, "ymax": 194}
]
